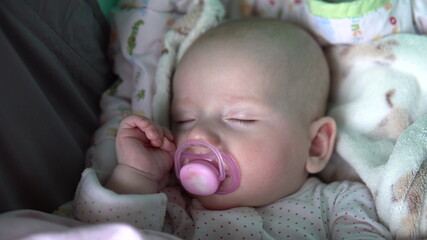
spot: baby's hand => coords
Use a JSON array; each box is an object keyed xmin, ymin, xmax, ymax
[{"xmin": 106, "ymin": 115, "xmax": 176, "ymax": 194}]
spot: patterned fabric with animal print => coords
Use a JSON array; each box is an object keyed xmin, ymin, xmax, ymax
[{"xmin": 321, "ymin": 34, "xmax": 427, "ymax": 239}]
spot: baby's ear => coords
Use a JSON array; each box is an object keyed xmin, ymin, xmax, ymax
[{"xmin": 306, "ymin": 116, "xmax": 336, "ymax": 174}]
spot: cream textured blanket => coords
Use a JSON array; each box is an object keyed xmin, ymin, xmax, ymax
[{"xmin": 323, "ymin": 34, "xmax": 427, "ymax": 239}]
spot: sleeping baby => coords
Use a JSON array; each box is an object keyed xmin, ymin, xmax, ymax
[{"xmin": 73, "ymin": 18, "xmax": 392, "ymax": 239}]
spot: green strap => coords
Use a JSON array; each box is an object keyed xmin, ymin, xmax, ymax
[
  {"xmin": 308, "ymin": 0, "xmax": 389, "ymax": 19},
  {"xmin": 97, "ymin": 0, "xmax": 119, "ymax": 21}
]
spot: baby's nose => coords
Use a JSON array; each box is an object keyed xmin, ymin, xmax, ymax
[{"xmin": 186, "ymin": 120, "xmax": 221, "ymax": 146}]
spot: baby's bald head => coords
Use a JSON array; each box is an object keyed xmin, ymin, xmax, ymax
[{"xmin": 176, "ymin": 18, "xmax": 330, "ymax": 123}]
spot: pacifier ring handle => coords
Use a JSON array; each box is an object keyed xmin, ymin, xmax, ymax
[
  {"xmin": 179, "ymin": 160, "xmax": 220, "ymax": 196},
  {"xmin": 174, "ymin": 140, "xmax": 240, "ymax": 195}
]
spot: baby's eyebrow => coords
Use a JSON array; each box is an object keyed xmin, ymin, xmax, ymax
[
  {"xmin": 170, "ymin": 98, "xmax": 194, "ymax": 115},
  {"xmin": 224, "ymin": 95, "xmax": 264, "ymax": 105},
  {"xmin": 171, "ymin": 97, "xmax": 193, "ymax": 107},
  {"xmin": 226, "ymin": 97, "xmax": 277, "ymax": 112}
]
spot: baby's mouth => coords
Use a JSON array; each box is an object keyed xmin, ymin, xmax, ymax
[{"xmin": 174, "ymin": 140, "xmax": 240, "ymax": 196}]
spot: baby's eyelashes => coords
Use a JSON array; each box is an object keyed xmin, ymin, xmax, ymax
[
  {"xmin": 174, "ymin": 119, "xmax": 195, "ymax": 125},
  {"xmin": 172, "ymin": 119, "xmax": 196, "ymax": 129},
  {"xmin": 226, "ymin": 118, "xmax": 257, "ymax": 126},
  {"xmin": 174, "ymin": 118, "xmax": 258, "ymax": 124}
]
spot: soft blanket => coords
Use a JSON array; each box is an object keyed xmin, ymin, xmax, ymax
[{"xmin": 323, "ymin": 34, "xmax": 427, "ymax": 239}]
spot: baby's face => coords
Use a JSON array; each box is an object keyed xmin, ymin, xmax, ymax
[{"xmin": 171, "ymin": 44, "xmax": 312, "ymax": 210}]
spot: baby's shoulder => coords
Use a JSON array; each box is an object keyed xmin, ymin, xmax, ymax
[{"xmin": 293, "ymin": 177, "xmax": 372, "ymax": 201}]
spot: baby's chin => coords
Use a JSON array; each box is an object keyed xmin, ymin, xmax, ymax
[
  {"xmin": 195, "ymin": 194, "xmax": 244, "ymax": 210},
  {"xmin": 194, "ymin": 192, "xmax": 273, "ymax": 210}
]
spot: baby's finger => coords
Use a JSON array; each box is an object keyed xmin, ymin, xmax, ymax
[
  {"xmin": 120, "ymin": 115, "xmax": 150, "ymax": 130},
  {"xmin": 160, "ymin": 137, "xmax": 176, "ymax": 153},
  {"xmin": 162, "ymin": 127, "xmax": 174, "ymax": 141},
  {"xmin": 121, "ymin": 115, "xmax": 163, "ymax": 145},
  {"xmin": 146, "ymin": 124, "xmax": 167, "ymax": 147},
  {"xmin": 147, "ymin": 124, "xmax": 174, "ymax": 147}
]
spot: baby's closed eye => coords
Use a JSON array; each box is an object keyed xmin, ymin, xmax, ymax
[{"xmin": 226, "ymin": 118, "xmax": 258, "ymax": 126}]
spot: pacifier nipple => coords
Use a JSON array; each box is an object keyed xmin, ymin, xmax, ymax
[{"xmin": 174, "ymin": 140, "xmax": 240, "ymax": 196}]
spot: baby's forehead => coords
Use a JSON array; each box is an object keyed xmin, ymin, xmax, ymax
[
  {"xmin": 193, "ymin": 25, "xmax": 294, "ymax": 54},
  {"xmin": 184, "ymin": 20, "xmax": 314, "ymax": 72}
]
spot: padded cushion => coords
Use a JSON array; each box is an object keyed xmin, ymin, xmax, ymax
[{"xmin": 0, "ymin": 0, "xmax": 114, "ymax": 212}]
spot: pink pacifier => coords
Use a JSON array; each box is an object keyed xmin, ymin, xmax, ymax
[{"xmin": 174, "ymin": 140, "xmax": 240, "ymax": 196}]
